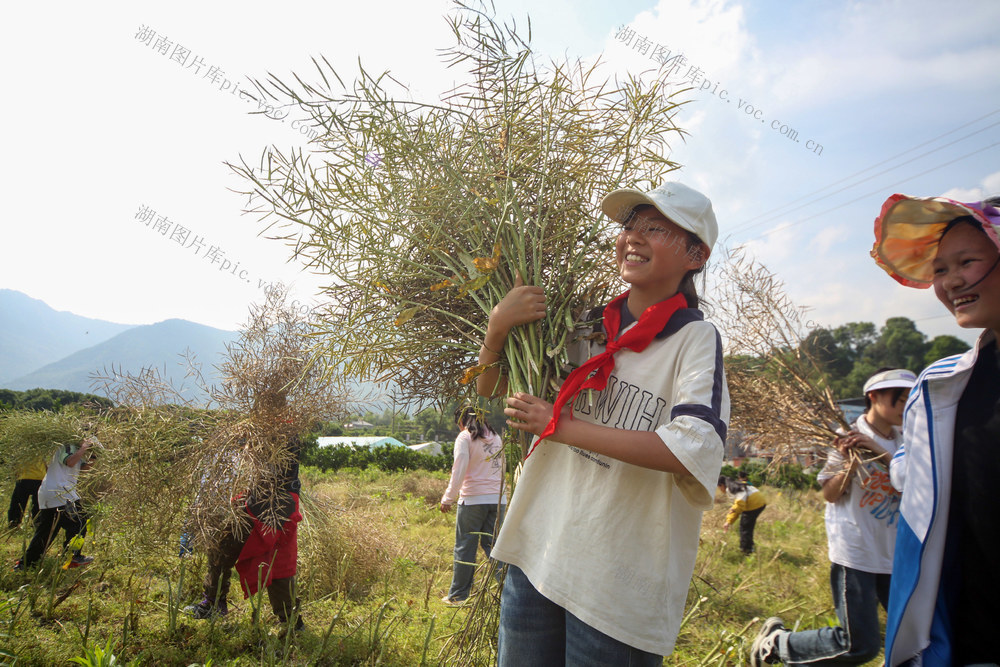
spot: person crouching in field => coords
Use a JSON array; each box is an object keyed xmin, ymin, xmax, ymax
[
  {"xmin": 186, "ymin": 388, "xmax": 303, "ymax": 632},
  {"xmin": 7, "ymin": 456, "xmax": 47, "ymax": 529},
  {"xmin": 439, "ymin": 405, "xmax": 507, "ymax": 605},
  {"xmin": 17, "ymin": 436, "xmax": 97, "ymax": 570},
  {"xmin": 718, "ymin": 475, "xmax": 767, "ymax": 555},
  {"xmin": 750, "ymin": 367, "xmax": 915, "ymax": 665},
  {"xmin": 477, "ymin": 181, "xmax": 729, "ymax": 666},
  {"xmin": 870, "ymin": 194, "xmax": 1000, "ymax": 666}
]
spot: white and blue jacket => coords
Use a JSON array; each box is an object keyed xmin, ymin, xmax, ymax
[{"xmin": 885, "ymin": 330, "xmax": 995, "ymax": 666}]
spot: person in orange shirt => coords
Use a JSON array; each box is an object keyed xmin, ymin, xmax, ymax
[{"xmin": 718, "ymin": 475, "xmax": 767, "ymax": 555}]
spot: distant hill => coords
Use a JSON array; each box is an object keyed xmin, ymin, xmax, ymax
[
  {"xmin": 5, "ymin": 319, "xmax": 239, "ymax": 403},
  {"xmin": 0, "ymin": 289, "xmax": 134, "ymax": 382}
]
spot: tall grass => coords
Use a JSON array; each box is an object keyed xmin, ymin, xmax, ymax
[{"xmin": 0, "ymin": 470, "xmax": 885, "ymax": 665}]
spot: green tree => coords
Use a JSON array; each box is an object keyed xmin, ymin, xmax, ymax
[
  {"xmin": 862, "ymin": 317, "xmax": 927, "ymax": 375},
  {"xmin": 800, "ymin": 322, "xmax": 880, "ymax": 398},
  {"xmin": 831, "ymin": 322, "xmax": 878, "ymax": 360},
  {"xmin": 923, "ymin": 335, "xmax": 970, "ymax": 366},
  {"xmin": 802, "ymin": 328, "xmax": 853, "ymax": 379}
]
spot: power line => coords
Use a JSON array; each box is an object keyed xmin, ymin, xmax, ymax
[
  {"xmin": 731, "ymin": 120, "xmax": 1000, "ymax": 237},
  {"xmin": 728, "ymin": 107, "xmax": 1000, "ymax": 236},
  {"xmin": 742, "ymin": 139, "xmax": 1000, "ymax": 242}
]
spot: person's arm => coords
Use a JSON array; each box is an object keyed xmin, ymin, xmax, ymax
[
  {"xmin": 64, "ymin": 440, "xmax": 92, "ymax": 468},
  {"xmin": 476, "ymin": 274, "xmax": 547, "ymax": 398},
  {"xmin": 889, "ymin": 390, "xmax": 919, "ymax": 493},
  {"xmin": 504, "ymin": 393, "xmax": 692, "ymax": 474},
  {"xmin": 724, "ymin": 497, "xmax": 745, "ymax": 528},
  {"xmin": 821, "ymin": 437, "xmax": 857, "ymax": 503},
  {"xmin": 440, "ymin": 433, "xmax": 471, "ymax": 512},
  {"xmin": 848, "ymin": 431, "xmax": 891, "ymax": 466}
]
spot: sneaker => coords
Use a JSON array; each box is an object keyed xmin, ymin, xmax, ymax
[
  {"xmin": 67, "ymin": 554, "xmax": 94, "ymax": 568},
  {"xmin": 184, "ymin": 598, "xmax": 228, "ymax": 619},
  {"xmin": 441, "ymin": 595, "xmax": 467, "ymax": 606},
  {"xmin": 749, "ymin": 617, "xmax": 786, "ymax": 667}
]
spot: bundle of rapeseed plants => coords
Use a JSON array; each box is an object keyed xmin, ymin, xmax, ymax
[
  {"xmin": 90, "ymin": 287, "xmax": 351, "ymax": 554},
  {"xmin": 230, "ymin": 2, "xmax": 686, "ymax": 415}
]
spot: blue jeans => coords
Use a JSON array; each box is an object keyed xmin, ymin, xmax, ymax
[
  {"xmin": 447, "ymin": 502, "xmax": 504, "ymax": 601},
  {"xmin": 498, "ymin": 564, "xmax": 663, "ymax": 667},
  {"xmin": 778, "ymin": 563, "xmax": 890, "ymax": 665}
]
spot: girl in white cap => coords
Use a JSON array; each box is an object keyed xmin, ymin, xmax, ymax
[
  {"xmin": 869, "ymin": 194, "xmax": 999, "ymax": 666},
  {"xmin": 476, "ymin": 182, "xmax": 729, "ymax": 666},
  {"xmin": 750, "ymin": 367, "xmax": 916, "ymax": 666}
]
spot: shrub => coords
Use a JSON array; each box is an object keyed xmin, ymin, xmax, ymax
[
  {"xmin": 721, "ymin": 461, "xmax": 820, "ymax": 491},
  {"xmin": 302, "ymin": 444, "xmax": 451, "ymax": 474}
]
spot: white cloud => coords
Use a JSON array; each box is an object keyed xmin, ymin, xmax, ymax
[
  {"xmin": 941, "ymin": 169, "xmax": 1000, "ymax": 201},
  {"xmin": 730, "ymin": 222, "xmax": 803, "ymax": 265},
  {"xmin": 808, "ymin": 225, "xmax": 849, "ymax": 255}
]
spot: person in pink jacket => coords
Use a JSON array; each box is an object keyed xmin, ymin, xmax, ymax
[{"xmin": 440, "ymin": 405, "xmax": 508, "ymax": 604}]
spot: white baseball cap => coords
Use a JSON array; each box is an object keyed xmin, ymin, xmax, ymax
[
  {"xmin": 601, "ymin": 181, "xmax": 718, "ymax": 250},
  {"xmin": 863, "ymin": 369, "xmax": 917, "ymax": 394}
]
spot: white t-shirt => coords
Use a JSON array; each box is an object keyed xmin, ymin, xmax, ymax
[
  {"xmin": 492, "ymin": 310, "xmax": 728, "ymax": 656},
  {"xmin": 38, "ymin": 444, "xmax": 85, "ymax": 510},
  {"xmin": 817, "ymin": 416, "xmax": 901, "ymax": 574}
]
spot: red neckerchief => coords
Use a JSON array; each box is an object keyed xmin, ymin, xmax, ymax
[{"xmin": 528, "ymin": 290, "xmax": 688, "ymax": 457}]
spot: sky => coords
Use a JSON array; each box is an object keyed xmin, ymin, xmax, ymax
[{"xmin": 2, "ymin": 0, "xmax": 998, "ymax": 348}]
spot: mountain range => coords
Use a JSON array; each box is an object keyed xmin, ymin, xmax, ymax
[{"xmin": 0, "ymin": 289, "xmax": 237, "ymax": 402}]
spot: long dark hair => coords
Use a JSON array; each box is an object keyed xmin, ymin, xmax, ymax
[
  {"xmin": 679, "ymin": 230, "xmax": 708, "ymax": 309},
  {"xmin": 717, "ymin": 475, "xmax": 746, "ymax": 494},
  {"xmin": 455, "ymin": 405, "xmax": 494, "ymax": 440}
]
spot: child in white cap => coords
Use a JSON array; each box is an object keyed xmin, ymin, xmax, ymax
[
  {"xmin": 750, "ymin": 367, "xmax": 915, "ymax": 665},
  {"xmin": 476, "ymin": 181, "xmax": 728, "ymax": 665}
]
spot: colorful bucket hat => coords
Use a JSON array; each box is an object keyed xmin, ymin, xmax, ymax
[{"xmin": 871, "ymin": 193, "xmax": 1000, "ymax": 288}]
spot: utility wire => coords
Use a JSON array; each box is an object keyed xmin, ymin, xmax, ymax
[
  {"xmin": 729, "ymin": 115, "xmax": 1000, "ymax": 236},
  {"xmin": 742, "ymin": 139, "xmax": 1000, "ymax": 242}
]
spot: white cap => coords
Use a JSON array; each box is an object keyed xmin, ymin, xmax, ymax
[
  {"xmin": 601, "ymin": 181, "xmax": 718, "ymax": 250},
  {"xmin": 863, "ymin": 369, "xmax": 917, "ymax": 394}
]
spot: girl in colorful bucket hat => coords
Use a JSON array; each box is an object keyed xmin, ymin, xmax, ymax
[{"xmin": 869, "ymin": 193, "xmax": 1000, "ymax": 666}]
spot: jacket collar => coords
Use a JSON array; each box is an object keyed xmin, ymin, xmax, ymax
[
  {"xmin": 616, "ymin": 300, "xmax": 704, "ymax": 339},
  {"xmin": 923, "ymin": 329, "xmax": 996, "ymax": 381}
]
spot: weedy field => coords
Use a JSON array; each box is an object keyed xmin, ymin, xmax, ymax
[{"xmin": 0, "ymin": 469, "xmax": 884, "ymax": 666}]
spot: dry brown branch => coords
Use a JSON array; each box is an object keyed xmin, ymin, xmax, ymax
[
  {"xmin": 714, "ymin": 247, "xmax": 851, "ymax": 466},
  {"xmin": 85, "ymin": 285, "xmax": 354, "ymax": 554}
]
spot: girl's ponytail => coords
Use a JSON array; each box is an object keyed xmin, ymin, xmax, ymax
[
  {"xmin": 455, "ymin": 405, "xmax": 494, "ymax": 440},
  {"xmin": 680, "ymin": 231, "xmax": 709, "ymax": 309}
]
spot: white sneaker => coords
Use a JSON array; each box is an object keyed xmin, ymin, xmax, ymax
[{"xmin": 750, "ymin": 617, "xmax": 786, "ymax": 666}]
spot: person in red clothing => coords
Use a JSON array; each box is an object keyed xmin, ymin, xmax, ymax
[{"xmin": 185, "ymin": 389, "xmax": 303, "ymax": 630}]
